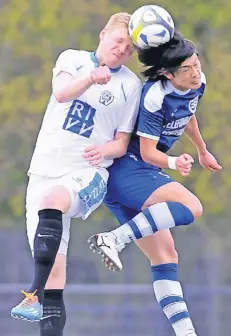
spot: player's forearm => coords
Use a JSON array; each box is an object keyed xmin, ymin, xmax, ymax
[
  {"xmin": 141, "ymin": 149, "xmax": 172, "ymax": 169},
  {"xmin": 101, "ymin": 139, "xmax": 128, "ymax": 159},
  {"xmin": 54, "ymin": 75, "xmax": 94, "ymax": 103},
  {"xmin": 185, "ymin": 115, "xmax": 207, "ymax": 154}
]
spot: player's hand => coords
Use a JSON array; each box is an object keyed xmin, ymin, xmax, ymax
[
  {"xmin": 83, "ymin": 145, "xmax": 105, "ymax": 166},
  {"xmin": 90, "ymin": 66, "xmax": 111, "ymax": 85},
  {"xmin": 176, "ymin": 154, "xmax": 194, "ymax": 176},
  {"xmin": 198, "ymin": 150, "xmax": 222, "ymax": 172}
]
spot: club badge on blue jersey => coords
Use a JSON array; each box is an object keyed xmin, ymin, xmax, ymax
[
  {"xmin": 189, "ymin": 95, "xmax": 199, "ymax": 113},
  {"xmin": 99, "ymin": 90, "xmax": 114, "ymax": 106}
]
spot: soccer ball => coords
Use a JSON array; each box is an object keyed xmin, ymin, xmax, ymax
[{"xmin": 129, "ymin": 5, "xmax": 175, "ymax": 49}]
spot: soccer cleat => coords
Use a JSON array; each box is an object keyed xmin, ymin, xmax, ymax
[
  {"xmin": 11, "ymin": 289, "xmax": 43, "ymax": 322},
  {"xmin": 87, "ymin": 232, "xmax": 125, "ymax": 271}
]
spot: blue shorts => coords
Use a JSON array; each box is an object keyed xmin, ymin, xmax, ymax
[{"xmin": 104, "ymin": 154, "xmax": 175, "ymax": 224}]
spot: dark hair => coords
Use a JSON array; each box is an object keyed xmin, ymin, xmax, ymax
[{"xmin": 138, "ymin": 31, "xmax": 197, "ymax": 82}]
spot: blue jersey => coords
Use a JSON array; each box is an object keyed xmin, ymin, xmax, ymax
[{"xmin": 128, "ymin": 73, "xmax": 206, "ymax": 157}]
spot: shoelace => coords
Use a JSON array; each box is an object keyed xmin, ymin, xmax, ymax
[
  {"xmin": 111, "ymin": 233, "xmax": 126, "ymax": 252},
  {"xmin": 20, "ymin": 289, "xmax": 38, "ymax": 308}
]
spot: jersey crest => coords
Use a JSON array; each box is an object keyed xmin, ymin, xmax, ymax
[
  {"xmin": 189, "ymin": 95, "xmax": 199, "ymax": 113},
  {"xmin": 99, "ymin": 90, "xmax": 114, "ymax": 106}
]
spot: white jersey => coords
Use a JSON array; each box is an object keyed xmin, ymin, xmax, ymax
[{"xmin": 28, "ymin": 49, "xmax": 142, "ymax": 177}]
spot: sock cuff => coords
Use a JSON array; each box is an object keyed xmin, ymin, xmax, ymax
[
  {"xmin": 151, "ymin": 263, "xmax": 179, "ymax": 281},
  {"xmin": 44, "ymin": 289, "xmax": 64, "ymax": 301},
  {"xmin": 38, "ymin": 209, "xmax": 63, "ymax": 220},
  {"xmin": 167, "ymin": 202, "xmax": 194, "ymax": 224}
]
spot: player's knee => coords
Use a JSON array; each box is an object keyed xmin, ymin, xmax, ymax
[
  {"xmin": 150, "ymin": 241, "xmax": 178, "ymax": 265},
  {"xmin": 34, "ymin": 237, "xmax": 60, "ymax": 264},
  {"xmin": 40, "ymin": 186, "xmax": 71, "ymax": 213},
  {"xmin": 186, "ymin": 197, "xmax": 203, "ymax": 219},
  {"xmin": 34, "ymin": 209, "xmax": 63, "ymax": 263}
]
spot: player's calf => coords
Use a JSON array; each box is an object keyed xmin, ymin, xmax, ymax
[
  {"xmin": 11, "ymin": 209, "xmax": 63, "ymax": 322},
  {"xmin": 30, "ymin": 209, "xmax": 63, "ymax": 302},
  {"xmin": 152, "ymin": 263, "xmax": 198, "ymax": 336},
  {"xmin": 110, "ymin": 201, "xmax": 195, "ymax": 246}
]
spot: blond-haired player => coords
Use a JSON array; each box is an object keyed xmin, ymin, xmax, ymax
[{"xmin": 11, "ymin": 12, "xmax": 142, "ymax": 335}]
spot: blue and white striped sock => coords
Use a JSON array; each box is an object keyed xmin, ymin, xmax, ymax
[
  {"xmin": 152, "ymin": 263, "xmax": 197, "ymax": 336},
  {"xmin": 111, "ymin": 202, "xmax": 194, "ymax": 245}
]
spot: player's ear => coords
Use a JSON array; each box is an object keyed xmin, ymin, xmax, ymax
[
  {"xmin": 162, "ymin": 70, "xmax": 173, "ymax": 80},
  {"xmin": 99, "ymin": 29, "xmax": 107, "ymax": 41},
  {"xmin": 157, "ymin": 68, "xmax": 172, "ymax": 80}
]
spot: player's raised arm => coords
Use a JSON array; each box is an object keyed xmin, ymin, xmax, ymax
[
  {"xmin": 185, "ymin": 114, "xmax": 207, "ymax": 154},
  {"xmin": 53, "ymin": 71, "xmax": 94, "ymax": 103},
  {"xmin": 137, "ymin": 82, "xmax": 193, "ymax": 176},
  {"xmin": 185, "ymin": 114, "xmax": 222, "ymax": 172},
  {"xmin": 52, "ymin": 50, "xmax": 112, "ymax": 103}
]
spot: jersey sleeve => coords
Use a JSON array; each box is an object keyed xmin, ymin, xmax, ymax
[
  {"xmin": 116, "ymin": 78, "xmax": 142, "ymax": 133},
  {"xmin": 52, "ymin": 49, "xmax": 80, "ymax": 80},
  {"xmin": 136, "ymin": 82, "xmax": 165, "ymax": 141}
]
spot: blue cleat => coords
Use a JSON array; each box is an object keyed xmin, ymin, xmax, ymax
[{"xmin": 11, "ymin": 289, "xmax": 43, "ymax": 322}]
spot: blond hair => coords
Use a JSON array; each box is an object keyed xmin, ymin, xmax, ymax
[{"xmin": 104, "ymin": 12, "xmax": 131, "ymax": 31}]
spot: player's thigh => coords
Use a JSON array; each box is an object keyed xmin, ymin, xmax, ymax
[
  {"xmin": 27, "ymin": 173, "xmax": 72, "ymax": 215},
  {"xmin": 137, "ymin": 182, "xmax": 203, "ymax": 264},
  {"xmin": 135, "ymin": 230, "xmax": 178, "ymax": 265},
  {"xmin": 60, "ymin": 167, "xmax": 108, "ymax": 219},
  {"xmin": 46, "ymin": 253, "xmax": 67, "ymax": 289},
  {"xmin": 142, "ymin": 181, "xmax": 203, "ymax": 218},
  {"xmin": 106, "ymin": 156, "xmax": 174, "ymax": 211},
  {"xmin": 104, "ymin": 195, "xmax": 140, "ymax": 225},
  {"xmin": 39, "ymin": 185, "xmax": 72, "ymax": 213}
]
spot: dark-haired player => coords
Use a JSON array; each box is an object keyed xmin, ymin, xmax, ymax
[{"xmin": 88, "ymin": 32, "xmax": 222, "ymax": 336}]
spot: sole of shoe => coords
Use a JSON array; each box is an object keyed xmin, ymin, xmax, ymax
[
  {"xmin": 11, "ymin": 312, "xmax": 40, "ymax": 322},
  {"xmin": 87, "ymin": 235, "xmax": 121, "ymax": 272}
]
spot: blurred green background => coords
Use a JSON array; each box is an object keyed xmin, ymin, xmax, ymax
[{"xmin": 0, "ymin": 0, "xmax": 230, "ymax": 335}]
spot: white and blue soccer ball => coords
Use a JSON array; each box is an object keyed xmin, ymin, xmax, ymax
[{"xmin": 129, "ymin": 5, "xmax": 175, "ymax": 49}]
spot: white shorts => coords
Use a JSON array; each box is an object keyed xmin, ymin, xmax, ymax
[{"xmin": 26, "ymin": 167, "xmax": 109, "ymax": 256}]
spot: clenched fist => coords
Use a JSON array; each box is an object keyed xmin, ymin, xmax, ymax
[
  {"xmin": 176, "ymin": 154, "xmax": 194, "ymax": 176},
  {"xmin": 90, "ymin": 66, "xmax": 111, "ymax": 85}
]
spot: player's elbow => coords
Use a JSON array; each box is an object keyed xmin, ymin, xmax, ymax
[
  {"xmin": 120, "ymin": 146, "xmax": 128, "ymax": 157},
  {"xmin": 53, "ymin": 90, "xmax": 67, "ymax": 103},
  {"xmin": 115, "ymin": 147, "xmax": 127, "ymax": 159}
]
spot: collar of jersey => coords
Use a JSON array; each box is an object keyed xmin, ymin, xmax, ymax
[
  {"xmin": 167, "ymin": 80, "xmax": 191, "ymax": 96},
  {"xmin": 90, "ymin": 52, "xmax": 121, "ymax": 73}
]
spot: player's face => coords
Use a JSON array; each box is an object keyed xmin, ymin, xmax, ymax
[
  {"xmin": 98, "ymin": 27, "xmax": 135, "ymax": 68},
  {"xmin": 168, "ymin": 53, "xmax": 202, "ymax": 91}
]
